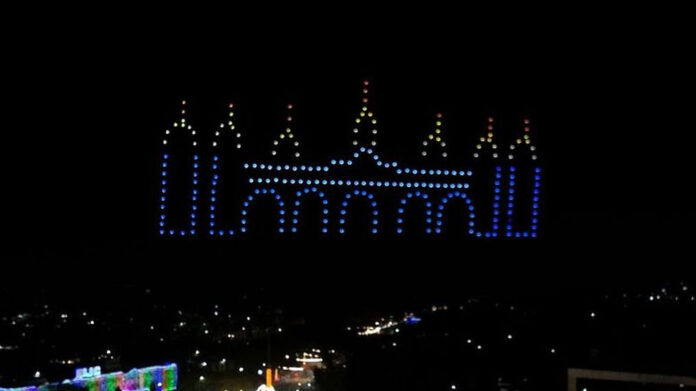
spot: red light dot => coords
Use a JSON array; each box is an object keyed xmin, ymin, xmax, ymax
[
  {"xmin": 523, "ymin": 118, "xmax": 530, "ymax": 124},
  {"xmin": 363, "ymin": 80, "xmax": 370, "ymax": 86},
  {"xmin": 287, "ymin": 116, "xmax": 293, "ymax": 122},
  {"xmin": 228, "ymin": 103, "xmax": 234, "ymax": 109},
  {"xmin": 487, "ymin": 125, "xmax": 493, "ymax": 130},
  {"xmin": 362, "ymin": 88, "xmax": 368, "ymax": 94},
  {"xmin": 182, "ymin": 100, "xmax": 187, "ymax": 105},
  {"xmin": 436, "ymin": 113, "xmax": 443, "ymax": 118},
  {"xmin": 287, "ymin": 104, "xmax": 293, "ymax": 110},
  {"xmin": 488, "ymin": 117, "xmax": 494, "ymax": 123}
]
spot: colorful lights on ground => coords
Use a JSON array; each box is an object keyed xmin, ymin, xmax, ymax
[
  {"xmin": 158, "ymin": 82, "xmax": 541, "ymax": 238},
  {"xmin": 0, "ymin": 364, "xmax": 177, "ymax": 391}
]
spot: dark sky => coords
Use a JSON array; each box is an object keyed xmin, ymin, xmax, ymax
[{"xmin": 4, "ymin": 7, "xmax": 694, "ymax": 305}]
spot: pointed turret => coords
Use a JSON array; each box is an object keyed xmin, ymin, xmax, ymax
[
  {"xmin": 271, "ymin": 103, "xmax": 301, "ymax": 159},
  {"xmin": 507, "ymin": 118, "xmax": 538, "ymax": 161},
  {"xmin": 473, "ymin": 116, "xmax": 499, "ymax": 160},
  {"xmin": 351, "ymin": 80, "xmax": 379, "ymax": 150},
  {"xmin": 420, "ymin": 112, "xmax": 448, "ymax": 160}
]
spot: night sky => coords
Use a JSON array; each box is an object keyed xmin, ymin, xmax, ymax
[{"xmin": 4, "ymin": 8, "xmax": 693, "ymax": 309}]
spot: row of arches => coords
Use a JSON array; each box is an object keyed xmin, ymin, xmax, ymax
[{"xmin": 166, "ymin": 186, "xmax": 538, "ymax": 238}]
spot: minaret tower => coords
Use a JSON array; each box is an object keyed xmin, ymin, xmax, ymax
[
  {"xmin": 505, "ymin": 118, "xmax": 541, "ymax": 238},
  {"xmin": 471, "ymin": 116, "xmax": 502, "ymax": 237},
  {"xmin": 158, "ymin": 100, "xmax": 199, "ymax": 236},
  {"xmin": 209, "ymin": 102, "xmax": 245, "ymax": 236}
]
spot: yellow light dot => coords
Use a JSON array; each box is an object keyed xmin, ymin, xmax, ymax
[
  {"xmin": 435, "ymin": 137, "xmax": 441, "ymax": 142},
  {"xmin": 435, "ymin": 129, "xmax": 441, "ymax": 134},
  {"xmin": 436, "ymin": 121, "xmax": 442, "ymax": 126},
  {"xmin": 428, "ymin": 135, "xmax": 434, "ymax": 140},
  {"xmin": 280, "ymin": 134, "xmax": 285, "ymax": 139}
]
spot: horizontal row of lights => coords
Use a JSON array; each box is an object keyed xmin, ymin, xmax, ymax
[{"xmin": 247, "ymin": 177, "xmax": 470, "ymax": 189}]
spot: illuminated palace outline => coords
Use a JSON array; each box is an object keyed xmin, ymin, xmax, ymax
[{"xmin": 158, "ymin": 81, "xmax": 541, "ymax": 238}]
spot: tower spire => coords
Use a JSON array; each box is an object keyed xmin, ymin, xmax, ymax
[
  {"xmin": 508, "ymin": 118, "xmax": 538, "ymax": 161},
  {"xmin": 271, "ymin": 103, "xmax": 301, "ymax": 159},
  {"xmin": 352, "ymin": 80, "xmax": 379, "ymax": 150},
  {"xmin": 421, "ymin": 112, "xmax": 448, "ymax": 159},
  {"xmin": 473, "ymin": 116, "xmax": 499, "ymax": 160}
]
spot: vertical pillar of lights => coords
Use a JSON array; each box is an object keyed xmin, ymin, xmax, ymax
[
  {"xmin": 472, "ymin": 117, "xmax": 501, "ymax": 237},
  {"xmin": 434, "ymin": 191, "xmax": 476, "ymax": 236},
  {"xmin": 291, "ymin": 187, "xmax": 329, "ymax": 234},
  {"xmin": 352, "ymin": 80, "xmax": 378, "ymax": 149},
  {"xmin": 158, "ymin": 100, "xmax": 199, "ymax": 236},
  {"xmin": 209, "ymin": 102, "xmax": 239, "ymax": 236},
  {"xmin": 420, "ymin": 113, "xmax": 448, "ymax": 158},
  {"xmin": 271, "ymin": 104, "xmax": 301, "ymax": 158},
  {"xmin": 338, "ymin": 190, "xmax": 379, "ymax": 234},
  {"xmin": 240, "ymin": 188, "xmax": 286, "ymax": 234},
  {"xmin": 396, "ymin": 191, "xmax": 433, "ymax": 234},
  {"xmin": 505, "ymin": 118, "xmax": 540, "ymax": 238}
]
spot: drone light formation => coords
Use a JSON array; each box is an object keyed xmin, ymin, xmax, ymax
[{"xmin": 158, "ymin": 81, "xmax": 541, "ymax": 238}]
